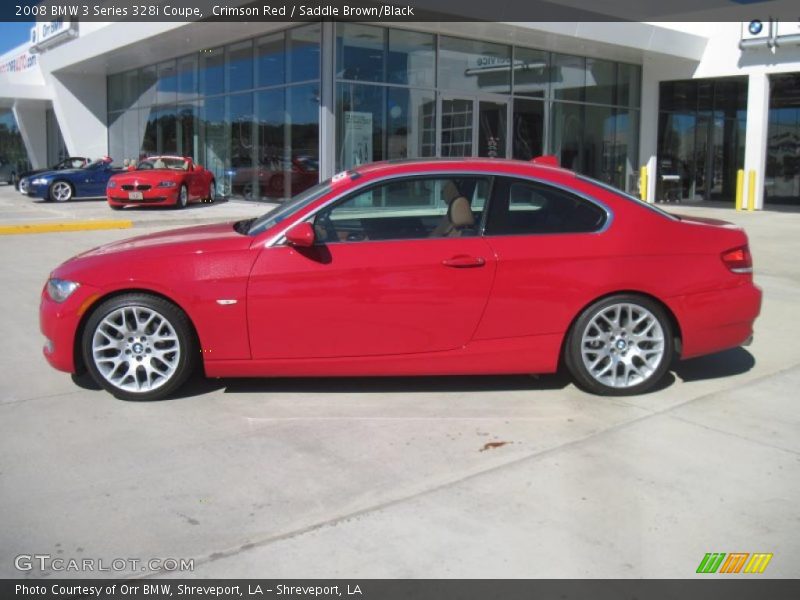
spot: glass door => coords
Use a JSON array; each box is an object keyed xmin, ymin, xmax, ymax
[{"xmin": 439, "ymin": 95, "xmax": 509, "ymax": 158}]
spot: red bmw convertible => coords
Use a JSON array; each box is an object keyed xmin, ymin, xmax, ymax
[
  {"xmin": 42, "ymin": 158, "xmax": 761, "ymax": 401},
  {"xmin": 107, "ymin": 156, "xmax": 216, "ymax": 209}
]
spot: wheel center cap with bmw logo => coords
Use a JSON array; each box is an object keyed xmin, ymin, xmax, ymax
[
  {"xmin": 132, "ymin": 342, "xmax": 144, "ymax": 354},
  {"xmin": 748, "ymin": 20, "xmax": 763, "ymax": 36}
]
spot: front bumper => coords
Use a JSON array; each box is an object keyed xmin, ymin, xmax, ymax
[
  {"xmin": 40, "ymin": 281, "xmax": 101, "ymax": 374},
  {"xmin": 108, "ymin": 188, "xmax": 180, "ymax": 207},
  {"xmin": 25, "ymin": 182, "xmax": 50, "ymax": 199}
]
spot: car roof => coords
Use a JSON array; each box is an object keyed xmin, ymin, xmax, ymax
[{"xmin": 351, "ymin": 157, "xmax": 575, "ymax": 178}]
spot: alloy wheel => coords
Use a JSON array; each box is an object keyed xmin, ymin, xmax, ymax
[
  {"xmin": 91, "ymin": 305, "xmax": 181, "ymax": 393},
  {"xmin": 579, "ymin": 302, "xmax": 666, "ymax": 389}
]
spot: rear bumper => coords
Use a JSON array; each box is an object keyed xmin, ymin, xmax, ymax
[{"xmin": 671, "ymin": 282, "xmax": 762, "ymax": 359}]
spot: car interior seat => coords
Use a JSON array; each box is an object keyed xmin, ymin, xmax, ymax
[{"xmin": 430, "ymin": 181, "xmax": 475, "ymax": 237}]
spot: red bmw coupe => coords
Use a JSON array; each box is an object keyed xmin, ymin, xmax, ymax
[
  {"xmin": 42, "ymin": 158, "xmax": 761, "ymax": 401},
  {"xmin": 107, "ymin": 156, "xmax": 216, "ymax": 209}
]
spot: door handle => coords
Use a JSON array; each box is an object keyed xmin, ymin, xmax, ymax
[{"xmin": 442, "ymin": 255, "xmax": 486, "ymax": 268}]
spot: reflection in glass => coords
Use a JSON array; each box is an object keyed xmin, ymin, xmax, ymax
[
  {"xmin": 229, "ymin": 93, "xmax": 254, "ymax": 198},
  {"xmin": 177, "ymin": 55, "xmax": 197, "ymax": 98},
  {"xmin": 440, "ymin": 98, "xmax": 473, "ymax": 157},
  {"xmin": 256, "ymin": 88, "xmax": 285, "ymax": 200},
  {"xmin": 336, "ymin": 23, "xmax": 385, "ymax": 83},
  {"xmin": 550, "ymin": 102, "xmax": 583, "ymax": 170},
  {"xmin": 287, "ymin": 84, "xmax": 320, "ymax": 196},
  {"xmin": 140, "ymin": 107, "xmax": 157, "ymax": 157},
  {"xmin": 200, "ymin": 96, "xmax": 228, "ymax": 192},
  {"xmin": 387, "ymin": 88, "xmax": 436, "ymax": 159},
  {"xmin": 157, "ymin": 105, "xmax": 178, "ymax": 155},
  {"xmin": 478, "ymin": 101, "xmax": 507, "ymax": 158},
  {"xmin": 585, "ymin": 58, "xmax": 615, "ymax": 106},
  {"xmin": 257, "ymin": 33, "xmax": 285, "ymax": 88},
  {"xmin": 122, "ymin": 70, "xmax": 139, "ymax": 108},
  {"xmin": 617, "ymin": 63, "xmax": 640, "ymax": 108},
  {"xmin": 200, "ymin": 47, "xmax": 225, "ymax": 96},
  {"xmin": 513, "ymin": 48, "xmax": 549, "ymax": 98},
  {"xmin": 227, "ymin": 40, "xmax": 254, "ymax": 93},
  {"xmin": 108, "ymin": 74, "xmax": 125, "ymax": 112},
  {"xmin": 156, "ymin": 60, "xmax": 177, "ymax": 105},
  {"xmin": 288, "ymin": 24, "xmax": 321, "ymax": 83},
  {"xmin": 336, "ymin": 83, "xmax": 385, "ymax": 170},
  {"xmin": 139, "ymin": 65, "xmax": 158, "ymax": 108},
  {"xmin": 551, "ymin": 53, "xmax": 585, "ymax": 102},
  {"xmin": 438, "ymin": 36, "xmax": 510, "ymax": 94},
  {"xmin": 388, "ymin": 29, "xmax": 434, "ymax": 87},
  {"xmin": 512, "ymin": 98, "xmax": 544, "ymax": 160},
  {"xmin": 177, "ymin": 103, "xmax": 197, "ymax": 159}
]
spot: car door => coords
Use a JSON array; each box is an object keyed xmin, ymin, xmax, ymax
[
  {"xmin": 474, "ymin": 176, "xmax": 611, "ymax": 341},
  {"xmin": 247, "ymin": 175, "xmax": 497, "ymax": 359},
  {"xmin": 81, "ymin": 164, "xmax": 110, "ymax": 197}
]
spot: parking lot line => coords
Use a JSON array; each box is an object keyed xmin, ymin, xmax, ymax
[{"xmin": 0, "ymin": 220, "xmax": 133, "ymax": 235}]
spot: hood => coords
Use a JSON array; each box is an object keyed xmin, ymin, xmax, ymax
[
  {"xmin": 78, "ymin": 222, "xmax": 250, "ymax": 258},
  {"xmin": 31, "ymin": 168, "xmax": 85, "ymax": 180},
  {"xmin": 111, "ymin": 170, "xmax": 182, "ymax": 183}
]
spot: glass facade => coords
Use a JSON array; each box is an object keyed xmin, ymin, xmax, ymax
[
  {"xmin": 657, "ymin": 77, "xmax": 747, "ymax": 203},
  {"xmin": 107, "ymin": 24, "xmax": 321, "ymax": 201},
  {"xmin": 766, "ymin": 73, "xmax": 800, "ymax": 205},
  {"xmin": 0, "ymin": 109, "xmax": 31, "ymax": 181},
  {"xmin": 108, "ymin": 23, "xmax": 641, "ymax": 201},
  {"xmin": 335, "ymin": 24, "xmax": 641, "ymax": 191}
]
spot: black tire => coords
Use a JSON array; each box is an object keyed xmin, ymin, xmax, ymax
[
  {"xmin": 49, "ymin": 180, "xmax": 74, "ymax": 202},
  {"xmin": 564, "ymin": 294, "xmax": 674, "ymax": 396},
  {"xmin": 81, "ymin": 293, "xmax": 198, "ymax": 401},
  {"xmin": 176, "ymin": 184, "xmax": 188, "ymax": 209},
  {"xmin": 207, "ymin": 180, "xmax": 216, "ymax": 202}
]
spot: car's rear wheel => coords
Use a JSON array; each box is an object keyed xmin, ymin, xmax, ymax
[
  {"xmin": 82, "ymin": 294, "xmax": 197, "ymax": 401},
  {"xmin": 49, "ymin": 180, "xmax": 73, "ymax": 202},
  {"xmin": 176, "ymin": 184, "xmax": 188, "ymax": 209},
  {"xmin": 565, "ymin": 294, "xmax": 673, "ymax": 395}
]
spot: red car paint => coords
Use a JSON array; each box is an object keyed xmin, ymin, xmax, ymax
[
  {"xmin": 107, "ymin": 156, "xmax": 215, "ymax": 208},
  {"xmin": 42, "ymin": 158, "xmax": 761, "ymax": 385}
]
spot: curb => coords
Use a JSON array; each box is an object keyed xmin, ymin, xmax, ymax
[{"xmin": 0, "ymin": 220, "xmax": 133, "ymax": 235}]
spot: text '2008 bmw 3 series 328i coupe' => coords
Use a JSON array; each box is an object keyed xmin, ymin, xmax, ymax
[{"xmin": 40, "ymin": 158, "xmax": 761, "ymax": 400}]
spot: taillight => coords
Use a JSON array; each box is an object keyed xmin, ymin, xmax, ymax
[{"xmin": 721, "ymin": 245, "xmax": 752, "ymax": 274}]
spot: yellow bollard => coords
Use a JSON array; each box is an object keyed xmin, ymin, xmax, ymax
[
  {"xmin": 639, "ymin": 166, "xmax": 648, "ymax": 202},
  {"xmin": 735, "ymin": 169, "xmax": 744, "ymax": 211},
  {"xmin": 747, "ymin": 170, "xmax": 756, "ymax": 211}
]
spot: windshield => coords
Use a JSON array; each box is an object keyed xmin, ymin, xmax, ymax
[
  {"xmin": 137, "ymin": 157, "xmax": 189, "ymax": 171},
  {"xmin": 84, "ymin": 159, "xmax": 112, "ymax": 170},
  {"xmin": 247, "ymin": 179, "xmax": 333, "ymax": 236}
]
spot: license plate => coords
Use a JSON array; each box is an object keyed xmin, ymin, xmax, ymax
[{"xmin": 128, "ymin": 192, "xmax": 143, "ymax": 200}]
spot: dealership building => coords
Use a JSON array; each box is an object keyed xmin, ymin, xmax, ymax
[{"xmin": 1, "ymin": 16, "xmax": 799, "ymax": 208}]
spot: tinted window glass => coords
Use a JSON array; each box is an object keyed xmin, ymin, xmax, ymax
[
  {"xmin": 485, "ymin": 178, "xmax": 606, "ymax": 235},
  {"xmin": 315, "ymin": 176, "xmax": 490, "ymax": 243}
]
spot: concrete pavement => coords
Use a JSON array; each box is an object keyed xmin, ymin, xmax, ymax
[{"xmin": 0, "ymin": 195, "xmax": 798, "ymax": 579}]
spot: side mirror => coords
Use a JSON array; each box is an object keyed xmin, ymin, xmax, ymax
[{"xmin": 285, "ymin": 222, "xmax": 315, "ymax": 248}]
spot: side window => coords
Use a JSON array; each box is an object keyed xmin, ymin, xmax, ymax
[
  {"xmin": 313, "ymin": 176, "xmax": 490, "ymax": 243},
  {"xmin": 485, "ymin": 178, "xmax": 607, "ymax": 235}
]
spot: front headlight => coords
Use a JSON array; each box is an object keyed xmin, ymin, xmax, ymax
[
  {"xmin": 46, "ymin": 278, "xmax": 80, "ymax": 303},
  {"xmin": 31, "ymin": 178, "xmax": 48, "ymax": 185},
  {"xmin": 107, "ymin": 180, "xmax": 117, "ymax": 189},
  {"xmin": 158, "ymin": 181, "xmax": 177, "ymax": 188}
]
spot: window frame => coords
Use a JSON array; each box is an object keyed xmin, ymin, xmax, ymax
[
  {"xmin": 310, "ymin": 173, "xmax": 495, "ymax": 245},
  {"xmin": 483, "ymin": 175, "xmax": 612, "ymax": 237}
]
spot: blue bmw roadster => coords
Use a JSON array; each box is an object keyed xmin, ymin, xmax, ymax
[{"xmin": 21, "ymin": 158, "xmax": 122, "ymax": 202}]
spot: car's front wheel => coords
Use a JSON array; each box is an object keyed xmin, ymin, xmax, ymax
[
  {"xmin": 176, "ymin": 184, "xmax": 188, "ymax": 209},
  {"xmin": 564, "ymin": 294, "xmax": 674, "ymax": 395},
  {"xmin": 82, "ymin": 294, "xmax": 197, "ymax": 401},
  {"xmin": 49, "ymin": 180, "xmax": 73, "ymax": 202}
]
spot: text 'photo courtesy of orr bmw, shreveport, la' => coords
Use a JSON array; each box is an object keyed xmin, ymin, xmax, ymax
[{"xmin": 39, "ymin": 157, "xmax": 762, "ymax": 401}]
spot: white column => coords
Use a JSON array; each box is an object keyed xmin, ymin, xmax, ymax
[
  {"xmin": 743, "ymin": 72, "xmax": 770, "ymax": 210},
  {"xmin": 319, "ymin": 21, "xmax": 336, "ymax": 180},
  {"xmin": 49, "ymin": 71, "xmax": 108, "ymax": 160},
  {"xmin": 638, "ymin": 62, "xmax": 659, "ymax": 203},
  {"xmin": 12, "ymin": 101, "xmax": 49, "ymax": 169}
]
